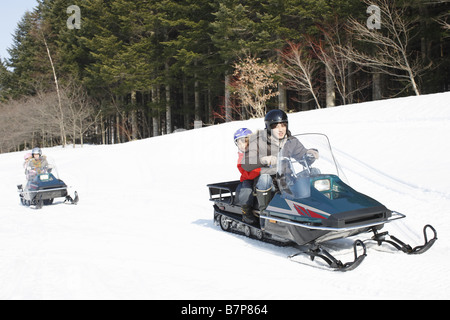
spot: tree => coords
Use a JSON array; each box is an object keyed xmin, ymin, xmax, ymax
[
  {"xmin": 211, "ymin": 0, "xmax": 256, "ymax": 122},
  {"xmin": 0, "ymin": 60, "xmax": 12, "ymax": 102},
  {"xmin": 437, "ymin": 11, "xmax": 450, "ymax": 31},
  {"xmin": 232, "ymin": 56, "xmax": 279, "ymax": 118},
  {"xmin": 63, "ymin": 80, "xmax": 99, "ymax": 147},
  {"xmin": 344, "ymin": 0, "xmax": 427, "ymax": 96},
  {"xmin": 211, "ymin": 0, "xmax": 282, "ymax": 121},
  {"xmin": 6, "ymin": 10, "xmax": 49, "ymax": 98},
  {"xmin": 26, "ymin": 5, "xmax": 67, "ymax": 146},
  {"xmin": 311, "ymin": 20, "xmax": 368, "ymax": 106},
  {"xmin": 1, "ymin": 0, "xmax": 448, "ymax": 154},
  {"xmin": 279, "ymin": 41, "xmax": 322, "ymax": 109}
]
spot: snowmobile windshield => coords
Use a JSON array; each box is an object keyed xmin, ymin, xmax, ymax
[
  {"xmin": 25, "ymin": 156, "xmax": 60, "ymax": 181},
  {"xmin": 276, "ymin": 133, "xmax": 348, "ymax": 199}
]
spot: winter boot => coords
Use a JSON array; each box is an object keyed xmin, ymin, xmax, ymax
[
  {"xmin": 242, "ymin": 205, "xmax": 256, "ymax": 225},
  {"xmin": 256, "ymin": 188, "xmax": 272, "ymax": 213}
]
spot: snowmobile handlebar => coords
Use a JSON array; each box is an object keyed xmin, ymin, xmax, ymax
[{"xmin": 297, "ymin": 149, "xmax": 318, "ymax": 175}]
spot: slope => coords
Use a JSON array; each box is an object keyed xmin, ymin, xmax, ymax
[{"xmin": 0, "ymin": 92, "xmax": 449, "ymax": 300}]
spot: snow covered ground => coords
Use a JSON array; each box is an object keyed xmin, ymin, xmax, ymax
[{"xmin": 0, "ymin": 92, "xmax": 449, "ymax": 300}]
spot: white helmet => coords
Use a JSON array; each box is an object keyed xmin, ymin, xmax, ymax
[{"xmin": 31, "ymin": 147, "xmax": 42, "ymax": 156}]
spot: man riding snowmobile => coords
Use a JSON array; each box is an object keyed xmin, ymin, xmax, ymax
[
  {"xmin": 210, "ymin": 112, "xmax": 437, "ymax": 271},
  {"xmin": 25, "ymin": 148, "xmax": 49, "ymax": 179},
  {"xmin": 18, "ymin": 147, "xmax": 79, "ymax": 208},
  {"xmin": 240, "ymin": 110, "xmax": 318, "ymax": 213}
]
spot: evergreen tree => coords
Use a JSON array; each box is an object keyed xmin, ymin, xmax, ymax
[
  {"xmin": 6, "ymin": 10, "xmax": 49, "ymax": 98},
  {"xmin": 1, "ymin": 0, "xmax": 448, "ymax": 151},
  {"xmin": 0, "ymin": 60, "xmax": 12, "ymax": 102}
]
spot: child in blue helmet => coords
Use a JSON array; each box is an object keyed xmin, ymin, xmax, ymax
[{"xmin": 234, "ymin": 128, "xmax": 261, "ymax": 224}]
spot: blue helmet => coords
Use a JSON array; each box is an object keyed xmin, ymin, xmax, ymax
[{"xmin": 234, "ymin": 128, "xmax": 252, "ymax": 144}]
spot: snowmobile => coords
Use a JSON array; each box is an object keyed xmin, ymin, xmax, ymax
[
  {"xmin": 208, "ymin": 133, "xmax": 437, "ymax": 271},
  {"xmin": 18, "ymin": 158, "xmax": 79, "ymax": 209}
]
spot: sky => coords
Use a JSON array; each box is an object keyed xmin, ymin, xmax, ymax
[{"xmin": 0, "ymin": 0, "xmax": 39, "ymax": 62}]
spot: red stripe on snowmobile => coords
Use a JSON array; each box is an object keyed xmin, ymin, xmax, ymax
[
  {"xmin": 294, "ymin": 204, "xmax": 326, "ymax": 220},
  {"xmin": 307, "ymin": 209, "xmax": 327, "ymax": 220},
  {"xmin": 293, "ymin": 204, "xmax": 308, "ymax": 217}
]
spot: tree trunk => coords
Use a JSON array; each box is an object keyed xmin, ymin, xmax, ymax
[
  {"xmin": 42, "ymin": 34, "xmax": 66, "ymax": 147},
  {"xmin": 101, "ymin": 115, "xmax": 106, "ymax": 145},
  {"xmin": 194, "ymin": 60, "xmax": 201, "ymax": 122},
  {"xmin": 278, "ymin": 83, "xmax": 287, "ymax": 112},
  {"xmin": 183, "ymin": 76, "xmax": 189, "ymax": 129},
  {"xmin": 131, "ymin": 90, "xmax": 138, "ymax": 140},
  {"xmin": 151, "ymin": 84, "xmax": 160, "ymax": 137},
  {"xmin": 165, "ymin": 62, "xmax": 172, "ymax": 134},
  {"xmin": 347, "ymin": 63, "xmax": 354, "ymax": 105},
  {"xmin": 116, "ymin": 113, "xmax": 120, "ymax": 144},
  {"xmin": 372, "ymin": 71, "xmax": 382, "ymax": 101},
  {"xmin": 207, "ymin": 85, "xmax": 213, "ymax": 124},
  {"xmin": 225, "ymin": 72, "xmax": 232, "ymax": 122},
  {"xmin": 326, "ymin": 67, "xmax": 336, "ymax": 107}
]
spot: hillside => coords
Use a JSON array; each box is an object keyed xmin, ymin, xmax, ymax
[{"xmin": 0, "ymin": 92, "xmax": 449, "ymax": 300}]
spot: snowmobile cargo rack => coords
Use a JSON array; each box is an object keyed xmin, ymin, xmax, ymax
[{"xmin": 208, "ymin": 181, "xmax": 240, "ymax": 204}]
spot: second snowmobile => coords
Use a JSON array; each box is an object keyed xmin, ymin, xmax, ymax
[
  {"xmin": 18, "ymin": 158, "xmax": 78, "ymax": 209},
  {"xmin": 208, "ymin": 134, "xmax": 437, "ymax": 271}
]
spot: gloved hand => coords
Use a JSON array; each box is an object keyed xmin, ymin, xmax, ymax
[
  {"xmin": 260, "ymin": 155, "xmax": 278, "ymax": 167},
  {"xmin": 307, "ymin": 149, "xmax": 319, "ymax": 160}
]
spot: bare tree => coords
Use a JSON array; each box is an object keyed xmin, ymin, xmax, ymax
[
  {"xmin": 28, "ymin": 11, "xmax": 67, "ymax": 146},
  {"xmin": 42, "ymin": 34, "xmax": 66, "ymax": 145},
  {"xmin": 0, "ymin": 101, "xmax": 22, "ymax": 152},
  {"xmin": 436, "ymin": 11, "xmax": 450, "ymax": 31},
  {"xmin": 312, "ymin": 22, "xmax": 368, "ymax": 106},
  {"xmin": 279, "ymin": 41, "xmax": 322, "ymax": 109},
  {"xmin": 32, "ymin": 90, "xmax": 66, "ymax": 145},
  {"xmin": 0, "ymin": 82, "xmax": 99, "ymax": 153},
  {"xmin": 344, "ymin": 0, "xmax": 426, "ymax": 96},
  {"xmin": 232, "ymin": 56, "xmax": 279, "ymax": 119},
  {"xmin": 0, "ymin": 94, "xmax": 58, "ymax": 152},
  {"xmin": 63, "ymin": 81, "xmax": 100, "ymax": 147}
]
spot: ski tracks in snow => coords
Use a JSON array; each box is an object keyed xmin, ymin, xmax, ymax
[{"xmin": 333, "ymin": 147, "xmax": 450, "ymax": 246}]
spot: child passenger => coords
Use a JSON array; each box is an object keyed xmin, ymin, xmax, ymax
[{"xmin": 234, "ymin": 128, "xmax": 261, "ymax": 224}]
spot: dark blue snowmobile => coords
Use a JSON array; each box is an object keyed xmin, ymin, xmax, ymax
[
  {"xmin": 18, "ymin": 159, "xmax": 78, "ymax": 209},
  {"xmin": 208, "ymin": 134, "xmax": 437, "ymax": 271}
]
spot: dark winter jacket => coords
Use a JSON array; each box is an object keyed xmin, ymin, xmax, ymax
[{"xmin": 240, "ymin": 130, "xmax": 307, "ymax": 176}]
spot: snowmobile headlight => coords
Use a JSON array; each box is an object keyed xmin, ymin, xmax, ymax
[
  {"xmin": 314, "ymin": 179, "xmax": 331, "ymax": 192},
  {"xmin": 39, "ymin": 174, "xmax": 50, "ymax": 181}
]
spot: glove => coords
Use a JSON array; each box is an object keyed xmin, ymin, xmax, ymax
[
  {"xmin": 260, "ymin": 155, "xmax": 278, "ymax": 167},
  {"xmin": 307, "ymin": 149, "xmax": 319, "ymax": 160}
]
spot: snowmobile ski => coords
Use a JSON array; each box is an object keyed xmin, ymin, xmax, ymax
[
  {"xmin": 289, "ymin": 240, "xmax": 367, "ymax": 272},
  {"xmin": 370, "ymin": 223, "xmax": 437, "ymax": 255},
  {"xmin": 65, "ymin": 191, "xmax": 79, "ymax": 205}
]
